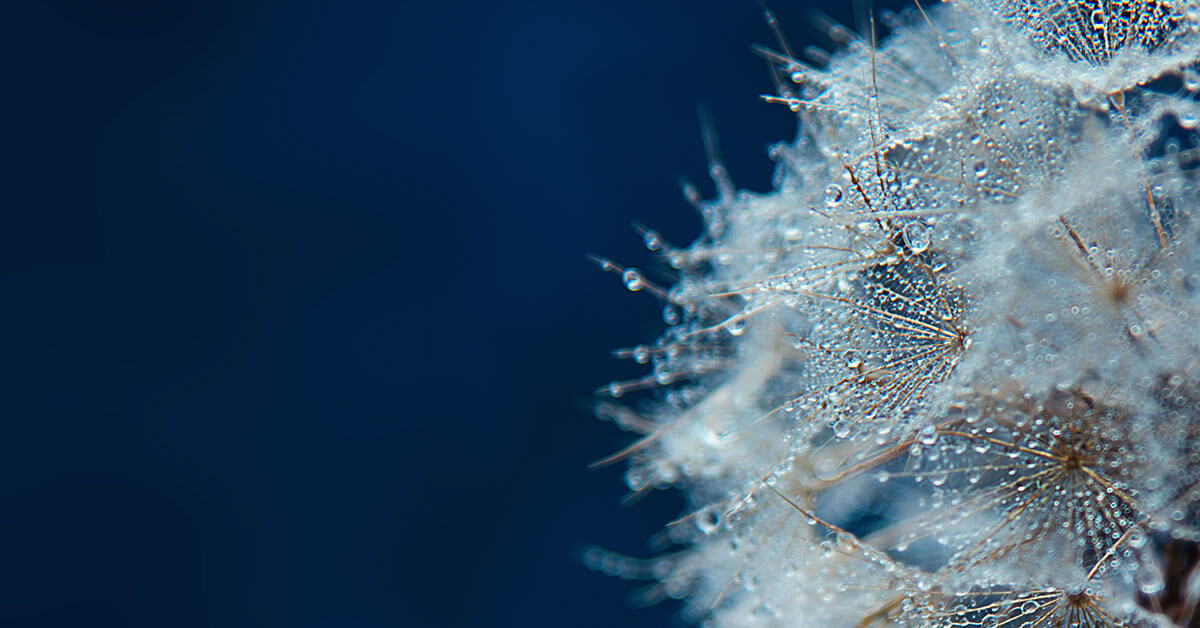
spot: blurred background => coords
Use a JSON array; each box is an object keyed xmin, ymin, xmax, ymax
[{"xmin": 2, "ymin": 0, "xmax": 903, "ymax": 626}]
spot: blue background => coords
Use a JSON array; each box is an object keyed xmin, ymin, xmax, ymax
[{"xmin": 2, "ymin": 1, "xmax": 901, "ymax": 626}]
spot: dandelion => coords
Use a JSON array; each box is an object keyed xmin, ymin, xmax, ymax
[{"xmin": 592, "ymin": 1, "xmax": 1200, "ymax": 625}]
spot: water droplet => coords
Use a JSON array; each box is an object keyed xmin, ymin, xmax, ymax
[
  {"xmin": 1184, "ymin": 68, "xmax": 1200, "ymax": 91},
  {"xmin": 622, "ymin": 268, "xmax": 644, "ymax": 291},
  {"xmin": 903, "ymin": 222, "xmax": 931, "ymax": 253},
  {"xmin": 919, "ymin": 424, "xmax": 939, "ymax": 446},
  {"xmin": 823, "ymin": 184, "xmax": 844, "ymax": 207},
  {"xmin": 642, "ymin": 230, "xmax": 663, "ymax": 251},
  {"xmin": 778, "ymin": 212, "xmax": 807, "ymax": 242},
  {"xmin": 1139, "ymin": 562, "xmax": 1165, "ymax": 595},
  {"xmin": 967, "ymin": 468, "xmax": 983, "ymax": 484},
  {"xmin": 696, "ymin": 507, "xmax": 720, "ymax": 535}
]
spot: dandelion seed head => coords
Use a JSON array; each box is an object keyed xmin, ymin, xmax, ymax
[{"xmin": 594, "ymin": 1, "xmax": 1200, "ymax": 625}]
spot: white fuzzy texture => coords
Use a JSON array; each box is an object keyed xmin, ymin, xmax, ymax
[{"xmin": 594, "ymin": 1, "xmax": 1200, "ymax": 626}]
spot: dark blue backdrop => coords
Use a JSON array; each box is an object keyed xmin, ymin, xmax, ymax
[{"xmin": 2, "ymin": 1, "xmax": 902, "ymax": 626}]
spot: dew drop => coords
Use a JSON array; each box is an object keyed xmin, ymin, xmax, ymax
[
  {"xmin": 778, "ymin": 212, "xmax": 807, "ymax": 242},
  {"xmin": 967, "ymin": 468, "xmax": 983, "ymax": 484},
  {"xmin": 903, "ymin": 222, "xmax": 931, "ymax": 253},
  {"xmin": 642, "ymin": 230, "xmax": 663, "ymax": 251},
  {"xmin": 696, "ymin": 507, "xmax": 720, "ymax": 535},
  {"xmin": 622, "ymin": 268, "xmax": 644, "ymax": 292},
  {"xmin": 1184, "ymin": 68, "xmax": 1200, "ymax": 91},
  {"xmin": 823, "ymin": 184, "xmax": 844, "ymax": 207},
  {"xmin": 918, "ymin": 424, "xmax": 939, "ymax": 446}
]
